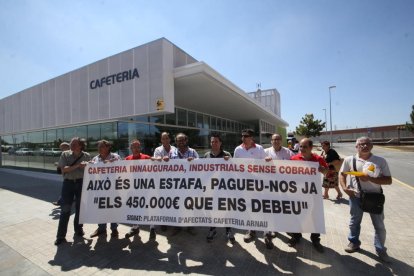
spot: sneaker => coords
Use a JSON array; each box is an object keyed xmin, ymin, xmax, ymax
[
  {"xmin": 226, "ymin": 230, "xmax": 236, "ymax": 244},
  {"xmin": 149, "ymin": 228, "xmax": 156, "ymax": 240},
  {"xmin": 344, "ymin": 242, "xmax": 360, "ymax": 253},
  {"xmin": 243, "ymin": 230, "xmax": 256, "ymax": 243},
  {"xmin": 125, "ymin": 228, "xmax": 139, "ymax": 239},
  {"xmin": 111, "ymin": 229, "xmax": 119, "ymax": 238},
  {"xmin": 90, "ymin": 229, "xmax": 106, "ymax": 238},
  {"xmin": 264, "ymin": 233, "xmax": 274, "ymax": 249},
  {"xmin": 206, "ymin": 230, "xmax": 217, "ymax": 243},
  {"xmin": 287, "ymin": 237, "xmax": 299, "ymax": 247},
  {"xmin": 54, "ymin": 238, "xmax": 67, "ymax": 245},
  {"xmin": 313, "ymin": 241, "xmax": 324, "ymax": 253},
  {"xmin": 377, "ymin": 250, "xmax": 391, "ymax": 263}
]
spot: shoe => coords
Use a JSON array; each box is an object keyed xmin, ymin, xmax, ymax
[
  {"xmin": 264, "ymin": 233, "xmax": 274, "ymax": 249},
  {"xmin": 125, "ymin": 228, "xmax": 139, "ymax": 239},
  {"xmin": 243, "ymin": 230, "xmax": 256, "ymax": 243},
  {"xmin": 287, "ymin": 237, "xmax": 299, "ymax": 247},
  {"xmin": 336, "ymin": 193, "xmax": 343, "ymax": 200},
  {"xmin": 149, "ymin": 228, "xmax": 156, "ymax": 240},
  {"xmin": 271, "ymin": 232, "xmax": 277, "ymax": 238},
  {"xmin": 313, "ymin": 241, "xmax": 324, "ymax": 253},
  {"xmin": 54, "ymin": 238, "xmax": 67, "ymax": 245},
  {"xmin": 75, "ymin": 229, "xmax": 85, "ymax": 237},
  {"xmin": 187, "ymin": 227, "xmax": 196, "ymax": 236},
  {"xmin": 90, "ymin": 229, "xmax": 106, "ymax": 238},
  {"xmin": 111, "ymin": 229, "xmax": 119, "ymax": 238},
  {"xmin": 206, "ymin": 230, "xmax": 217, "ymax": 243},
  {"xmin": 377, "ymin": 250, "xmax": 391, "ymax": 263},
  {"xmin": 227, "ymin": 230, "xmax": 236, "ymax": 244},
  {"xmin": 344, "ymin": 242, "xmax": 360, "ymax": 253},
  {"xmin": 52, "ymin": 201, "xmax": 60, "ymax": 206}
]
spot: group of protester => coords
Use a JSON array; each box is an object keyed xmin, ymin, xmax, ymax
[{"xmin": 53, "ymin": 130, "xmax": 392, "ymax": 262}]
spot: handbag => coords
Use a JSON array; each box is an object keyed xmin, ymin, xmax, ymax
[{"xmin": 353, "ymin": 156, "xmax": 385, "ymax": 214}]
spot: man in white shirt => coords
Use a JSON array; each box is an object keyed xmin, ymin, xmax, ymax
[
  {"xmin": 263, "ymin": 133, "xmax": 294, "ymax": 249},
  {"xmin": 265, "ymin": 134, "xmax": 293, "ymax": 161},
  {"xmin": 234, "ymin": 129, "xmax": 266, "ymax": 243}
]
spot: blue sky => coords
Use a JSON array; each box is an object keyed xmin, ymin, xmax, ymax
[{"xmin": 1, "ymin": 0, "xmax": 413, "ymax": 132}]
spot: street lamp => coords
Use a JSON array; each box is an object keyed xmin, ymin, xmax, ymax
[
  {"xmin": 329, "ymin": 85, "xmax": 336, "ymax": 145},
  {"xmin": 322, "ymin": 108, "xmax": 327, "ymax": 139}
]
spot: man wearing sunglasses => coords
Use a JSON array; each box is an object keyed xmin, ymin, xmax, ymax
[{"xmin": 234, "ymin": 129, "xmax": 266, "ymax": 243}]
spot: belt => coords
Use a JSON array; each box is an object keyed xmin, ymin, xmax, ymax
[{"xmin": 64, "ymin": 178, "xmax": 83, "ymax": 183}]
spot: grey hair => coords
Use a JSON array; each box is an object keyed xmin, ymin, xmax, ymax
[{"xmin": 356, "ymin": 136, "xmax": 372, "ymax": 145}]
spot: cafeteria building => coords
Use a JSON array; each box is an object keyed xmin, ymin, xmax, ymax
[{"xmin": 0, "ymin": 38, "xmax": 288, "ymax": 171}]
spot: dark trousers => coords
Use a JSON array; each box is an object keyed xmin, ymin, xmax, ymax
[
  {"xmin": 290, "ymin": 233, "xmax": 320, "ymax": 243},
  {"xmin": 56, "ymin": 179, "xmax": 83, "ymax": 238}
]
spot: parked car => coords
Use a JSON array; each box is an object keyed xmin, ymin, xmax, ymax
[
  {"xmin": 43, "ymin": 148, "xmax": 62, "ymax": 156},
  {"xmin": 15, "ymin": 148, "xmax": 34, "ymax": 156}
]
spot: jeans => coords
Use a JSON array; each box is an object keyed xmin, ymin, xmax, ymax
[
  {"xmin": 348, "ymin": 196, "xmax": 386, "ymax": 252},
  {"xmin": 98, "ymin": 223, "xmax": 118, "ymax": 231},
  {"xmin": 56, "ymin": 179, "xmax": 83, "ymax": 239}
]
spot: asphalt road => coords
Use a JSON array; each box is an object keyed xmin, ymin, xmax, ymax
[{"xmin": 332, "ymin": 142, "xmax": 414, "ymax": 188}]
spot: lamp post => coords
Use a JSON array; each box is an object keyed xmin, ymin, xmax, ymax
[
  {"xmin": 329, "ymin": 85, "xmax": 336, "ymax": 145},
  {"xmin": 323, "ymin": 108, "xmax": 327, "ymax": 140}
]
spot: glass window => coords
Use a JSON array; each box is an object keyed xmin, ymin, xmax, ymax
[
  {"xmin": 197, "ymin": 113, "xmax": 203, "ymax": 128},
  {"xmin": 188, "ymin": 111, "xmax": 196, "ymax": 127},
  {"xmin": 165, "ymin": 112, "xmax": 176, "ymax": 125},
  {"xmin": 88, "ymin": 124, "xmax": 101, "ymax": 141},
  {"xmin": 101, "ymin": 122, "xmax": 117, "ymax": 140},
  {"xmin": 63, "ymin": 126, "xmax": 87, "ymax": 141},
  {"xmin": 203, "ymin": 115, "xmax": 210, "ymax": 129},
  {"xmin": 216, "ymin": 118, "xmax": 222, "ymax": 130},
  {"xmin": 150, "ymin": 115, "xmax": 165, "ymax": 124},
  {"xmin": 211, "ymin": 117, "xmax": 216, "ymax": 130},
  {"xmin": 177, "ymin": 108, "xmax": 187, "ymax": 126}
]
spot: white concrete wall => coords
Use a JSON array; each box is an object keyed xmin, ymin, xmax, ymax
[{"xmin": 0, "ymin": 38, "xmax": 194, "ymax": 135}]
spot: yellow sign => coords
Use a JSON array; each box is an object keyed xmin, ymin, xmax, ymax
[{"xmin": 156, "ymin": 98, "xmax": 164, "ymax": 111}]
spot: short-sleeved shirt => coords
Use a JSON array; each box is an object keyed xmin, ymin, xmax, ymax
[
  {"xmin": 291, "ymin": 153, "xmax": 328, "ymax": 168},
  {"xmin": 91, "ymin": 152, "xmax": 121, "ymax": 164},
  {"xmin": 59, "ymin": 151, "xmax": 91, "ymax": 180},
  {"xmin": 340, "ymin": 154, "xmax": 391, "ymax": 194},
  {"xmin": 171, "ymin": 147, "xmax": 199, "ymax": 159},
  {"xmin": 234, "ymin": 143, "xmax": 266, "ymax": 159},
  {"xmin": 125, "ymin": 153, "xmax": 151, "ymax": 160},
  {"xmin": 265, "ymin": 146, "xmax": 294, "ymax": 160},
  {"xmin": 153, "ymin": 145, "xmax": 178, "ymax": 159},
  {"xmin": 204, "ymin": 150, "xmax": 232, "ymax": 159},
  {"xmin": 324, "ymin": 148, "xmax": 340, "ymax": 163}
]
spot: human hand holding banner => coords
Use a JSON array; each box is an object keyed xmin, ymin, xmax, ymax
[{"xmin": 79, "ymin": 158, "xmax": 325, "ymax": 234}]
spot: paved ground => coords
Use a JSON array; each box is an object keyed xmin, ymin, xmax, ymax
[{"xmin": 0, "ymin": 168, "xmax": 413, "ymax": 275}]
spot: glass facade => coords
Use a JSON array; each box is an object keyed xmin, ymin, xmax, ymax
[{"xmin": 0, "ymin": 107, "xmax": 262, "ymax": 171}]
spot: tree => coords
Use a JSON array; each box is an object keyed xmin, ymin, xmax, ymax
[
  {"xmin": 295, "ymin": 113, "xmax": 326, "ymax": 138},
  {"xmin": 406, "ymin": 105, "xmax": 414, "ymax": 133}
]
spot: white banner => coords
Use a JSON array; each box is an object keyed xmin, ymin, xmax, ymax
[{"xmin": 79, "ymin": 158, "xmax": 325, "ymax": 233}]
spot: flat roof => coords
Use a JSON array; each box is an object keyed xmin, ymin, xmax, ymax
[{"xmin": 174, "ymin": 62, "xmax": 288, "ymax": 127}]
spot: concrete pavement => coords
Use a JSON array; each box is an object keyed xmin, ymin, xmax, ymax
[{"xmin": 0, "ymin": 167, "xmax": 413, "ymax": 275}]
